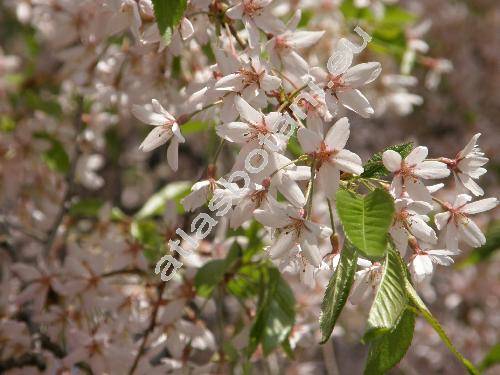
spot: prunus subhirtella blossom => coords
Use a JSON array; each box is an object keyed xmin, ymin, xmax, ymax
[{"xmin": 0, "ymin": 0, "xmax": 497, "ymax": 374}]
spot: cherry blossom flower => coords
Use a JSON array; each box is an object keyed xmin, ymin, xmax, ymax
[
  {"xmin": 349, "ymin": 259, "xmax": 383, "ymax": 305},
  {"xmin": 298, "ymin": 117, "xmax": 363, "ymax": 197},
  {"xmin": 226, "ymin": 0, "xmax": 285, "ymax": 49},
  {"xmin": 383, "ymin": 146, "xmax": 450, "ymax": 203},
  {"xmin": 440, "ymin": 133, "xmax": 489, "ymax": 196},
  {"xmin": 254, "ymin": 202, "xmax": 332, "ymax": 267},
  {"xmin": 409, "ymin": 246, "xmax": 455, "ymax": 283},
  {"xmin": 132, "ymin": 99, "xmax": 185, "ymax": 170},
  {"xmin": 390, "ymin": 198, "xmax": 437, "ymax": 255},
  {"xmin": 434, "ymin": 194, "xmax": 498, "ymax": 251},
  {"xmin": 311, "ymin": 50, "xmax": 381, "ymax": 118}
]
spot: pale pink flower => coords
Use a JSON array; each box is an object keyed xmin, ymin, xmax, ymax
[
  {"xmin": 434, "ymin": 194, "xmax": 498, "ymax": 252},
  {"xmin": 383, "ymin": 146, "xmax": 450, "ymax": 203},
  {"xmin": 132, "ymin": 99, "xmax": 185, "ymax": 171},
  {"xmin": 298, "ymin": 117, "xmax": 363, "ymax": 198},
  {"xmin": 349, "ymin": 259, "xmax": 383, "ymax": 305},
  {"xmin": 409, "ymin": 247, "xmax": 455, "ymax": 283}
]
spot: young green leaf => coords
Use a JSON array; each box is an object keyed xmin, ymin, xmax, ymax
[
  {"xmin": 135, "ymin": 181, "xmax": 191, "ymax": 219},
  {"xmin": 405, "ymin": 278, "xmax": 480, "ymax": 375},
  {"xmin": 33, "ymin": 132, "xmax": 70, "ymax": 174},
  {"xmin": 364, "ymin": 309, "xmax": 415, "ymax": 375},
  {"xmin": 336, "ymin": 188, "xmax": 395, "ymax": 258},
  {"xmin": 478, "ymin": 343, "xmax": 500, "ymax": 372},
  {"xmin": 364, "ymin": 247, "xmax": 407, "ymax": 341},
  {"xmin": 131, "ymin": 219, "xmax": 165, "ymax": 262},
  {"xmin": 152, "ymin": 0, "xmax": 187, "ymax": 44},
  {"xmin": 361, "ymin": 142, "xmax": 413, "ymax": 178},
  {"xmin": 249, "ymin": 267, "xmax": 295, "ymax": 356},
  {"xmin": 320, "ymin": 242, "xmax": 358, "ymax": 343}
]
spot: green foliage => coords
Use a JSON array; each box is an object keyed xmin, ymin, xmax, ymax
[
  {"xmin": 25, "ymin": 89, "xmax": 62, "ymax": 118},
  {"xmin": 182, "ymin": 120, "xmax": 212, "ymax": 135},
  {"xmin": 0, "ymin": 115, "xmax": 16, "ymax": 132},
  {"xmin": 364, "ymin": 247, "xmax": 407, "ymax": 341},
  {"xmin": 364, "ymin": 309, "xmax": 415, "ymax": 375},
  {"xmin": 336, "ymin": 188, "xmax": 395, "ymax": 258},
  {"xmin": 361, "ymin": 142, "xmax": 413, "ymax": 178},
  {"xmin": 69, "ymin": 198, "xmax": 104, "ymax": 218},
  {"xmin": 195, "ymin": 242, "xmax": 242, "ymax": 298},
  {"xmin": 478, "ymin": 343, "xmax": 500, "ymax": 372},
  {"xmin": 131, "ymin": 219, "xmax": 165, "ymax": 262},
  {"xmin": 152, "ymin": 0, "xmax": 187, "ymax": 44},
  {"xmin": 320, "ymin": 242, "xmax": 358, "ymax": 343},
  {"xmin": 248, "ymin": 267, "xmax": 295, "ymax": 356},
  {"xmin": 33, "ymin": 132, "xmax": 70, "ymax": 174},
  {"xmin": 457, "ymin": 220, "xmax": 500, "ymax": 268},
  {"xmin": 135, "ymin": 181, "xmax": 191, "ymax": 219},
  {"xmin": 405, "ymin": 279, "xmax": 480, "ymax": 374}
]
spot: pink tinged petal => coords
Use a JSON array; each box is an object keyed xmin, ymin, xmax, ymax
[
  {"xmin": 244, "ymin": 17, "xmax": 261, "ymax": 50},
  {"xmin": 414, "ymin": 161, "xmax": 449, "ymax": 179},
  {"xmin": 390, "ymin": 176, "xmax": 404, "ymax": 199},
  {"xmin": 317, "ymin": 163, "xmax": 340, "ymax": 198},
  {"xmin": 278, "ymin": 174, "xmax": 306, "ymax": 207},
  {"xmin": 151, "ymin": 99, "xmax": 174, "ymax": 121},
  {"xmin": 390, "ymin": 225, "xmax": 408, "ymax": 255},
  {"xmin": 457, "ymin": 133, "xmax": 481, "ymax": 159},
  {"xmin": 171, "ymin": 122, "xmax": 185, "ymax": 142},
  {"xmin": 458, "ymin": 173, "xmax": 484, "ymax": 196},
  {"xmin": 180, "ymin": 18, "xmax": 194, "ymax": 40},
  {"xmin": 405, "ymin": 146, "xmax": 428, "ymax": 165},
  {"xmin": 324, "ymin": 91, "xmax": 340, "ymax": 115},
  {"xmin": 132, "ymin": 104, "xmax": 166, "ymax": 125},
  {"xmin": 11, "ymin": 264, "xmax": 41, "ymax": 281},
  {"xmin": 458, "ymin": 218, "xmax": 485, "ymax": 247},
  {"xmin": 462, "ymin": 197, "xmax": 498, "ymax": 214},
  {"xmin": 332, "ymin": 149, "xmax": 363, "ymax": 175},
  {"xmin": 453, "ymin": 193, "xmax": 472, "ymax": 207},
  {"xmin": 264, "ymin": 112, "xmax": 282, "ymax": 132},
  {"xmin": 139, "ymin": 126, "xmax": 172, "ymax": 152},
  {"xmin": 230, "ymin": 197, "xmax": 256, "ymax": 228},
  {"xmin": 260, "ymin": 74, "xmax": 281, "ymax": 92},
  {"xmin": 269, "ymin": 230, "xmax": 296, "ymax": 260},
  {"xmin": 226, "ymin": 3, "xmax": 243, "ymax": 19},
  {"xmin": 215, "ymin": 73, "xmax": 244, "ymax": 91},
  {"xmin": 382, "ymin": 150, "xmax": 402, "ymax": 172},
  {"xmin": 337, "ymin": 89, "xmax": 374, "ymax": 118},
  {"xmin": 411, "ymin": 255, "xmax": 433, "ymax": 283},
  {"xmin": 220, "ymin": 94, "xmax": 239, "ymax": 123},
  {"xmin": 253, "ymin": 13, "xmax": 286, "ymax": 34},
  {"xmin": 409, "ymin": 216, "xmax": 437, "ymax": 244},
  {"xmin": 253, "ymin": 208, "xmax": 290, "ymax": 228},
  {"xmin": 234, "ymin": 95, "xmax": 262, "ymax": 125},
  {"xmin": 297, "ymin": 127, "xmax": 322, "ymax": 153},
  {"xmin": 216, "ymin": 122, "xmax": 251, "ymax": 143},
  {"xmin": 350, "ymin": 270, "xmax": 371, "ymax": 305},
  {"xmin": 327, "ymin": 43, "xmax": 353, "ymax": 76},
  {"xmin": 343, "ymin": 62, "xmax": 382, "ymax": 88},
  {"xmin": 434, "ymin": 211, "xmax": 451, "ymax": 230},
  {"xmin": 300, "ymin": 234, "xmax": 322, "ymax": 267},
  {"xmin": 444, "ymin": 223, "xmax": 459, "ymax": 252},
  {"xmin": 325, "ymin": 117, "xmax": 350, "ymax": 150},
  {"xmin": 288, "ymin": 30, "xmax": 325, "ymax": 49},
  {"xmin": 167, "ymin": 138, "xmax": 179, "ymax": 171},
  {"xmin": 405, "ymin": 177, "xmax": 432, "ymax": 203}
]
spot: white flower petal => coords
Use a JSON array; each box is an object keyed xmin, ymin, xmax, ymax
[
  {"xmin": 234, "ymin": 95, "xmax": 262, "ymax": 125},
  {"xmin": 325, "ymin": 117, "xmax": 350, "ymax": 150},
  {"xmin": 405, "ymin": 146, "xmax": 428, "ymax": 165},
  {"xmin": 297, "ymin": 127, "xmax": 322, "ymax": 153},
  {"xmin": 337, "ymin": 89, "xmax": 374, "ymax": 118},
  {"xmin": 343, "ymin": 62, "xmax": 382, "ymax": 88},
  {"xmin": 139, "ymin": 126, "xmax": 172, "ymax": 152},
  {"xmin": 461, "ymin": 197, "xmax": 498, "ymax": 214},
  {"xmin": 382, "ymin": 150, "xmax": 402, "ymax": 172},
  {"xmin": 132, "ymin": 104, "xmax": 166, "ymax": 125}
]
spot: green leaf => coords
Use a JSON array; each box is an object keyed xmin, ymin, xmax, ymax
[
  {"xmin": 457, "ymin": 220, "xmax": 500, "ymax": 268},
  {"xmin": 131, "ymin": 219, "xmax": 164, "ymax": 262},
  {"xmin": 320, "ymin": 242, "xmax": 358, "ymax": 343},
  {"xmin": 33, "ymin": 132, "xmax": 70, "ymax": 174},
  {"xmin": 364, "ymin": 309, "xmax": 415, "ymax": 375},
  {"xmin": 361, "ymin": 142, "xmax": 413, "ymax": 178},
  {"xmin": 364, "ymin": 247, "xmax": 407, "ymax": 341},
  {"xmin": 0, "ymin": 115, "xmax": 16, "ymax": 132},
  {"xmin": 69, "ymin": 198, "xmax": 104, "ymax": 218},
  {"xmin": 135, "ymin": 181, "xmax": 191, "ymax": 219},
  {"xmin": 479, "ymin": 343, "xmax": 500, "ymax": 372},
  {"xmin": 249, "ymin": 267, "xmax": 295, "ymax": 356},
  {"xmin": 152, "ymin": 0, "xmax": 187, "ymax": 44},
  {"xmin": 336, "ymin": 188, "xmax": 395, "ymax": 258},
  {"xmin": 181, "ymin": 120, "xmax": 211, "ymax": 135},
  {"xmin": 405, "ymin": 279, "xmax": 480, "ymax": 375},
  {"xmin": 195, "ymin": 242, "xmax": 242, "ymax": 297}
]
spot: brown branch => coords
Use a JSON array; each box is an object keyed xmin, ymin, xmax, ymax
[{"xmin": 128, "ymin": 282, "xmax": 166, "ymax": 375}]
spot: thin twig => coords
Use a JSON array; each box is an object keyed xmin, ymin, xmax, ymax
[
  {"xmin": 43, "ymin": 96, "xmax": 85, "ymax": 255},
  {"xmin": 128, "ymin": 282, "xmax": 166, "ymax": 375}
]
